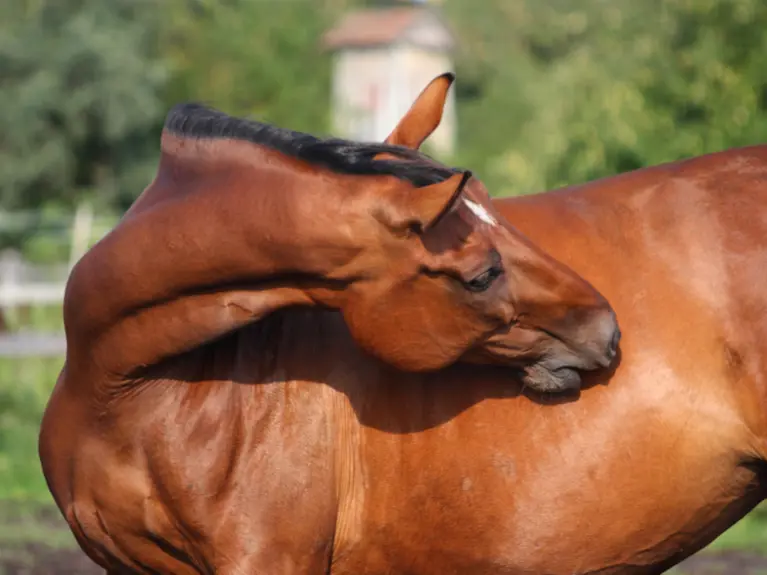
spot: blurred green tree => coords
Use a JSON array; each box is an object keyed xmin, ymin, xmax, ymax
[
  {"xmin": 161, "ymin": 0, "xmax": 352, "ymax": 139},
  {"xmin": 444, "ymin": 0, "xmax": 767, "ymax": 196},
  {"xmin": 0, "ymin": 0, "xmax": 168, "ymax": 216},
  {"xmin": 3, "ymin": 0, "xmax": 767, "ymax": 218}
]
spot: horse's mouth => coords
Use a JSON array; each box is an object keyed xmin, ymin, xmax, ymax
[
  {"xmin": 461, "ymin": 344, "xmax": 587, "ymax": 394},
  {"xmin": 521, "ymin": 363, "xmax": 583, "ymax": 393}
]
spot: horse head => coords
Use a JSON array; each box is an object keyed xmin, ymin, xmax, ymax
[
  {"xmin": 334, "ymin": 73, "xmax": 620, "ymax": 393},
  {"xmin": 114, "ymin": 79, "xmax": 620, "ymax": 394}
]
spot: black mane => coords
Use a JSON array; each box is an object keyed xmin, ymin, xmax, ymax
[{"xmin": 164, "ymin": 103, "xmax": 458, "ymax": 187}]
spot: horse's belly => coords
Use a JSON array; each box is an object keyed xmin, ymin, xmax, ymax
[
  {"xmin": 334, "ymin": 457, "xmax": 757, "ymax": 575},
  {"xmin": 501, "ymin": 458, "xmax": 760, "ymax": 574},
  {"xmin": 337, "ymin": 396, "xmax": 761, "ymax": 575}
]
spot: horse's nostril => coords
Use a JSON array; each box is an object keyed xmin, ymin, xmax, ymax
[{"xmin": 608, "ymin": 326, "xmax": 621, "ymax": 357}]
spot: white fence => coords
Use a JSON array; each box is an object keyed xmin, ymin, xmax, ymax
[
  {"xmin": 0, "ymin": 204, "xmax": 112, "ymax": 357},
  {"xmin": 0, "ymin": 332, "xmax": 66, "ymax": 357},
  {"xmin": 0, "ymin": 253, "xmax": 68, "ymax": 357},
  {"xmin": 0, "ymin": 251, "xmax": 67, "ymax": 308}
]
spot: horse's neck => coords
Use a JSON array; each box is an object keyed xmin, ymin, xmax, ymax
[{"xmin": 63, "ymin": 137, "xmax": 359, "ymax": 378}]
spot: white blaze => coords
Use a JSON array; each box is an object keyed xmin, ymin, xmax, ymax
[{"xmin": 463, "ymin": 198, "xmax": 498, "ymax": 227}]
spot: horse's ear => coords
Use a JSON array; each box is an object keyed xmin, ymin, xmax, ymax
[
  {"xmin": 383, "ymin": 171, "xmax": 472, "ymax": 232},
  {"xmin": 384, "ymin": 72, "xmax": 455, "ymax": 150}
]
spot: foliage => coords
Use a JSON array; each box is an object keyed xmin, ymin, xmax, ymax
[
  {"xmin": 4, "ymin": 0, "xmax": 767, "ymax": 208},
  {"xmin": 160, "ymin": 0, "xmax": 351, "ymax": 139},
  {"xmin": 445, "ymin": 0, "xmax": 767, "ymax": 195},
  {"xmin": 0, "ymin": 0, "xmax": 168, "ymax": 215}
]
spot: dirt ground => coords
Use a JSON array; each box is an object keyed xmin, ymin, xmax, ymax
[
  {"xmin": 2, "ymin": 547, "xmax": 767, "ymax": 574},
  {"xmin": 675, "ymin": 551, "xmax": 767, "ymax": 574},
  {"xmin": 0, "ymin": 544, "xmax": 102, "ymax": 575}
]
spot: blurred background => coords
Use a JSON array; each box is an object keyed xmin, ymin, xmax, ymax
[{"xmin": 2, "ymin": 0, "xmax": 767, "ymax": 572}]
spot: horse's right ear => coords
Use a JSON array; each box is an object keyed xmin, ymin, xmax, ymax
[
  {"xmin": 384, "ymin": 72, "xmax": 455, "ymax": 150},
  {"xmin": 381, "ymin": 171, "xmax": 472, "ymax": 233}
]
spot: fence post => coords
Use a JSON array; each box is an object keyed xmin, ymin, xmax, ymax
[
  {"xmin": 69, "ymin": 202, "xmax": 94, "ymax": 271},
  {"xmin": 0, "ymin": 250, "xmax": 22, "ymax": 326}
]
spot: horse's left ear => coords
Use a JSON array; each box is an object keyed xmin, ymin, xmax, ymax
[
  {"xmin": 384, "ymin": 72, "xmax": 455, "ymax": 150},
  {"xmin": 381, "ymin": 171, "xmax": 472, "ymax": 232}
]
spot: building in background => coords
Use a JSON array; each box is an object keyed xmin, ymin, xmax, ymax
[{"xmin": 323, "ymin": 1, "xmax": 455, "ymax": 157}]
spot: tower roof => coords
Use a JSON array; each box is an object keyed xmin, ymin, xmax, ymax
[{"xmin": 323, "ymin": 6, "xmax": 453, "ymax": 51}]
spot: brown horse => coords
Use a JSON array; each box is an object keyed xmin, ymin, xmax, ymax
[{"xmin": 39, "ymin": 73, "xmax": 766, "ymax": 574}]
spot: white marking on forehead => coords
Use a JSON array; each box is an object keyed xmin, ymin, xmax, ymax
[{"xmin": 463, "ymin": 198, "xmax": 498, "ymax": 227}]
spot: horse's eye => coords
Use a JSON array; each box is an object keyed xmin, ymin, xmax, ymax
[{"xmin": 465, "ymin": 266, "xmax": 503, "ymax": 293}]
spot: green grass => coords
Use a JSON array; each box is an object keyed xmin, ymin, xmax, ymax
[
  {"xmin": 0, "ymin": 353, "xmax": 80, "ymax": 566},
  {"xmin": 0, "ymin": 302, "xmax": 64, "ymax": 504},
  {"xmin": 0, "ymin": 355, "xmax": 64, "ymax": 504},
  {"xmin": 2, "ymin": 304, "xmax": 63, "ymax": 333},
  {"xmin": 0, "ymin": 501, "xmax": 75, "ymax": 549},
  {"xmin": 708, "ymin": 504, "xmax": 767, "ymax": 551}
]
